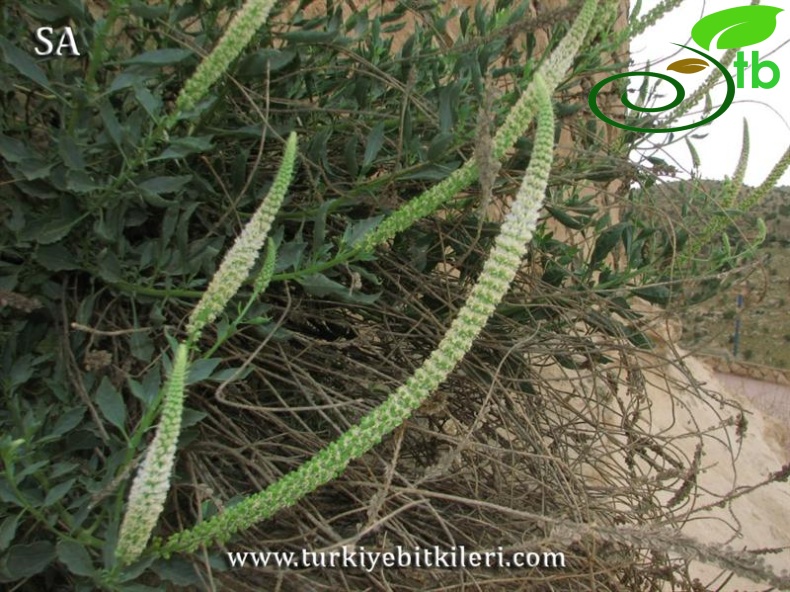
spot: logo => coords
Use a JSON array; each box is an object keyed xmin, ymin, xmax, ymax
[{"xmin": 589, "ymin": 5, "xmax": 783, "ymax": 133}]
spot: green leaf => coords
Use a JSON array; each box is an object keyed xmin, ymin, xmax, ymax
[
  {"xmin": 58, "ymin": 134, "xmax": 86, "ymax": 171},
  {"xmin": 691, "ymin": 5, "xmax": 783, "ymax": 50},
  {"xmin": 36, "ymin": 243, "xmax": 81, "ymax": 271},
  {"xmin": 545, "ymin": 205, "xmax": 590, "ymax": 230},
  {"xmin": 51, "ymin": 408, "xmax": 85, "ymax": 437},
  {"xmin": 135, "ymin": 84, "xmax": 162, "ymax": 118},
  {"xmin": 99, "ymin": 100, "xmax": 124, "ymax": 149},
  {"xmin": 181, "ymin": 407, "xmax": 207, "ymax": 430},
  {"xmin": 438, "ymin": 85, "xmax": 457, "ymax": 133},
  {"xmin": 363, "ymin": 122, "xmax": 386, "ymax": 169},
  {"xmin": 299, "ymin": 274, "xmax": 380, "ymax": 304},
  {"xmin": 128, "ymin": 367, "xmax": 161, "ymax": 406},
  {"xmin": 0, "ymin": 477, "xmax": 22, "ymax": 506},
  {"xmin": 474, "ymin": 1, "xmax": 487, "ymax": 34},
  {"xmin": 57, "ymin": 540, "xmax": 94, "ymax": 577},
  {"xmin": 275, "ymin": 240, "xmax": 306, "ymax": 272},
  {"xmin": 632, "ymin": 285, "xmax": 670, "ymax": 305},
  {"xmin": 0, "ymin": 134, "xmax": 35, "ymax": 163},
  {"xmin": 18, "ymin": 460, "xmax": 49, "ymax": 480},
  {"xmin": 343, "ymin": 135, "xmax": 359, "ymax": 177},
  {"xmin": 0, "ymin": 515, "xmax": 19, "ymax": 551},
  {"xmin": 400, "ymin": 161, "xmax": 461, "ymax": 181},
  {"xmin": 95, "ymin": 377, "xmax": 126, "ymax": 432},
  {"xmin": 124, "ymin": 48, "xmax": 193, "ymax": 65},
  {"xmin": 427, "ymin": 132, "xmax": 454, "ymax": 162},
  {"xmin": 0, "ymin": 37, "xmax": 54, "ymax": 92},
  {"xmin": 627, "ymin": 328, "xmax": 652, "ymax": 349},
  {"xmin": 97, "ymin": 250, "xmax": 123, "ymax": 283},
  {"xmin": 21, "ymin": 3, "xmax": 74, "ymax": 21},
  {"xmin": 9, "ymin": 354, "xmax": 34, "ymax": 388},
  {"xmin": 130, "ymin": 332, "xmax": 154, "ymax": 362},
  {"xmin": 129, "ymin": 3, "xmax": 168, "ymax": 19},
  {"xmin": 207, "ymin": 366, "xmax": 252, "ymax": 383},
  {"xmin": 312, "ymin": 199, "xmax": 333, "ymax": 253},
  {"xmin": 66, "ymin": 170, "xmax": 101, "ymax": 193},
  {"xmin": 186, "ymin": 358, "xmax": 222, "ymax": 385},
  {"xmin": 4, "ymin": 541, "xmax": 56, "ymax": 579},
  {"xmin": 17, "ymin": 157, "xmax": 55, "ymax": 180},
  {"xmin": 281, "ymin": 29, "xmax": 339, "ymax": 43},
  {"xmin": 43, "ymin": 478, "xmax": 75, "ymax": 507},
  {"xmin": 137, "ymin": 175, "xmax": 192, "ymax": 195},
  {"xmin": 34, "ymin": 214, "xmax": 84, "ymax": 245},
  {"xmin": 51, "ymin": 462, "xmax": 78, "ymax": 480},
  {"xmin": 235, "ymin": 49, "xmax": 297, "ymax": 79},
  {"xmin": 590, "ymin": 222, "xmax": 628, "ymax": 269},
  {"xmin": 109, "ymin": 71, "xmax": 148, "ymax": 93},
  {"xmin": 152, "ymin": 557, "xmax": 203, "ymax": 586},
  {"xmin": 342, "ymin": 215, "xmax": 385, "ymax": 247},
  {"xmin": 153, "ymin": 136, "xmax": 214, "ymax": 160}
]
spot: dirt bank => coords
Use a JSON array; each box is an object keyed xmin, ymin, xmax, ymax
[
  {"xmin": 672, "ymin": 359, "xmax": 790, "ymax": 590},
  {"xmin": 714, "ymin": 371, "xmax": 790, "ymax": 430}
]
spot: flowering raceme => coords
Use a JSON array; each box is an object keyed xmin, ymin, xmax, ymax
[
  {"xmin": 169, "ymin": 0, "xmax": 279, "ymax": 122},
  {"xmin": 115, "ymin": 133, "xmax": 297, "ymax": 566},
  {"xmin": 115, "ymin": 344, "xmax": 189, "ymax": 565},
  {"xmin": 186, "ymin": 132, "xmax": 297, "ymax": 344}
]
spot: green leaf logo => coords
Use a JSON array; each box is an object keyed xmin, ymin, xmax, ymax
[{"xmin": 692, "ymin": 5, "xmax": 783, "ymax": 50}]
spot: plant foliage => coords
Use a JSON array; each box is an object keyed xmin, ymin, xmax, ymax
[{"xmin": 2, "ymin": 0, "xmax": 789, "ymax": 590}]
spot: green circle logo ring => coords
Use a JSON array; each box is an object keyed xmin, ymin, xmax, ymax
[{"xmin": 588, "ymin": 44, "xmax": 736, "ymax": 133}]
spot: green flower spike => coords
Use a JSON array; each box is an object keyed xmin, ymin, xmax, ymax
[
  {"xmin": 740, "ymin": 141, "xmax": 790, "ymax": 213},
  {"xmin": 252, "ymin": 237, "xmax": 278, "ymax": 298},
  {"xmin": 115, "ymin": 343, "xmax": 189, "ymax": 566},
  {"xmin": 187, "ymin": 132, "xmax": 297, "ymax": 344},
  {"xmin": 680, "ymin": 121, "xmax": 749, "ymax": 265},
  {"xmin": 355, "ymin": 0, "xmax": 598, "ymax": 254},
  {"xmin": 157, "ymin": 73, "xmax": 556, "ymax": 557},
  {"xmin": 168, "ymin": 0, "xmax": 279, "ymax": 123},
  {"xmin": 116, "ymin": 134, "xmax": 296, "ymax": 566}
]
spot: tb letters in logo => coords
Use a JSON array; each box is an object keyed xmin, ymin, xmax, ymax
[{"xmin": 590, "ymin": 5, "xmax": 783, "ymax": 133}]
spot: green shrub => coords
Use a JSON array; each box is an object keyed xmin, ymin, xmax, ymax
[{"xmin": 3, "ymin": 0, "xmax": 790, "ymax": 590}]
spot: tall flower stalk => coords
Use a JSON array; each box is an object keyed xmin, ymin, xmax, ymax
[
  {"xmin": 99, "ymin": 0, "xmax": 280, "ymax": 206},
  {"xmin": 114, "ymin": 134, "xmax": 297, "ymax": 566},
  {"xmin": 165, "ymin": 0, "xmax": 279, "ymax": 127},
  {"xmin": 122, "ymin": 0, "xmax": 597, "ymax": 562},
  {"xmin": 354, "ymin": 0, "xmax": 598, "ymax": 254},
  {"xmin": 680, "ymin": 129, "xmax": 790, "ymax": 268},
  {"xmin": 115, "ymin": 343, "xmax": 189, "ymax": 565},
  {"xmin": 187, "ymin": 132, "xmax": 298, "ymax": 345},
  {"xmin": 156, "ymin": 73, "xmax": 557, "ymax": 556}
]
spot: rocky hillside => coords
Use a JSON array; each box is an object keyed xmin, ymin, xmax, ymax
[{"xmin": 643, "ymin": 179, "xmax": 790, "ymax": 369}]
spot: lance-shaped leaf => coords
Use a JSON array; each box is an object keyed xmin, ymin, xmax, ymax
[{"xmin": 691, "ymin": 5, "xmax": 783, "ymax": 51}]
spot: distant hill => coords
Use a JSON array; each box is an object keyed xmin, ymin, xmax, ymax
[{"xmin": 637, "ymin": 179, "xmax": 790, "ymax": 369}]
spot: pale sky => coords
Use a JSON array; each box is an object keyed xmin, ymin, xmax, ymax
[{"xmin": 628, "ymin": 0, "xmax": 790, "ymax": 187}]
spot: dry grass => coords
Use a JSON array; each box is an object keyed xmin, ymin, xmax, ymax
[{"xmin": 144, "ymin": 216, "xmax": 790, "ymax": 591}]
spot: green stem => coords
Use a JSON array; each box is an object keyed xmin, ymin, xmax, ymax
[
  {"xmin": 108, "ymin": 248, "xmax": 358, "ymax": 300},
  {"xmin": 85, "ymin": 0, "xmax": 130, "ymax": 93}
]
